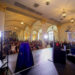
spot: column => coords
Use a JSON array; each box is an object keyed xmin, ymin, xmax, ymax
[
  {"xmin": 0, "ymin": 11, "xmax": 5, "ymax": 42},
  {"xmin": 29, "ymin": 25, "xmax": 32, "ymax": 42},
  {"xmin": 0, "ymin": 11, "xmax": 5, "ymax": 32},
  {"xmin": 41, "ymin": 19, "xmax": 48, "ymax": 48},
  {"xmin": 0, "ymin": 11, "xmax": 5, "ymax": 57}
]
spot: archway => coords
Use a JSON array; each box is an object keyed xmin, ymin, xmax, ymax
[
  {"xmin": 32, "ymin": 31, "xmax": 37, "ymax": 41},
  {"xmin": 24, "ymin": 27, "xmax": 30, "ymax": 40},
  {"xmin": 38, "ymin": 29, "xmax": 42, "ymax": 40},
  {"xmin": 47, "ymin": 25, "xmax": 58, "ymax": 42}
]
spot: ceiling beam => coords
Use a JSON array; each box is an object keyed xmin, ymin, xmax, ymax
[{"xmin": 0, "ymin": 1, "xmax": 60, "ymax": 25}]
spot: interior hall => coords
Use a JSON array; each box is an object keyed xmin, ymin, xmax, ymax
[{"xmin": 0, "ymin": 0, "xmax": 75, "ymax": 75}]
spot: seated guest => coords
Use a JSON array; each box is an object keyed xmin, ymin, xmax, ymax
[
  {"xmin": 11, "ymin": 43, "xmax": 16, "ymax": 54},
  {"xmin": 62, "ymin": 41, "xmax": 67, "ymax": 47},
  {"xmin": 56, "ymin": 42, "xmax": 60, "ymax": 47}
]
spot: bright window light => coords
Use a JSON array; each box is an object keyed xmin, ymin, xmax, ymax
[
  {"xmin": 0, "ymin": 31, "xmax": 1, "ymax": 37},
  {"xmin": 44, "ymin": 34, "xmax": 48, "ymax": 39},
  {"xmin": 48, "ymin": 31, "xmax": 53, "ymax": 41}
]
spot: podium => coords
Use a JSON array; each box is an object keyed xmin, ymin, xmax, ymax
[
  {"xmin": 15, "ymin": 42, "xmax": 34, "ymax": 72},
  {"xmin": 53, "ymin": 46, "xmax": 66, "ymax": 64}
]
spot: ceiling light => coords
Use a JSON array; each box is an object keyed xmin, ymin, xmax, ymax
[
  {"xmin": 62, "ymin": 11, "xmax": 66, "ymax": 18},
  {"xmin": 46, "ymin": 1, "xmax": 50, "ymax": 5},
  {"xmin": 70, "ymin": 18, "xmax": 75, "ymax": 23},
  {"xmin": 15, "ymin": 27, "xmax": 17, "ymax": 29},
  {"xmin": 21, "ymin": 22, "xmax": 24, "ymax": 24}
]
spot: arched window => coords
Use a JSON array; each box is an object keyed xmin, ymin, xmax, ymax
[
  {"xmin": 24, "ymin": 27, "xmax": 30, "ymax": 40},
  {"xmin": 47, "ymin": 25, "xmax": 58, "ymax": 41},
  {"xmin": 38, "ymin": 29, "xmax": 42, "ymax": 40},
  {"xmin": 48, "ymin": 31, "xmax": 53, "ymax": 41},
  {"xmin": 24, "ymin": 32, "xmax": 30, "ymax": 40},
  {"xmin": 32, "ymin": 31, "xmax": 37, "ymax": 40}
]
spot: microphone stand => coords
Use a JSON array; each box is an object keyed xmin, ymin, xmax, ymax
[
  {"xmin": 0, "ymin": 31, "xmax": 3, "ymax": 63},
  {"xmin": 0, "ymin": 32, "xmax": 8, "ymax": 75}
]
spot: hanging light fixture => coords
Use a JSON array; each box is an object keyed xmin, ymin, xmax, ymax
[
  {"xmin": 21, "ymin": 22, "xmax": 24, "ymax": 24},
  {"xmin": 70, "ymin": 18, "xmax": 75, "ymax": 23},
  {"xmin": 62, "ymin": 11, "xmax": 67, "ymax": 18},
  {"xmin": 62, "ymin": 9, "xmax": 67, "ymax": 18}
]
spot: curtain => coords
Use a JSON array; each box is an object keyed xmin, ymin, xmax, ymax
[{"xmin": 68, "ymin": 32, "xmax": 75, "ymax": 41}]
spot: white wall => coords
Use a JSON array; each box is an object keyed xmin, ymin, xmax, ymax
[
  {"xmin": 0, "ymin": 11, "xmax": 5, "ymax": 31},
  {"xmin": 59, "ymin": 23, "xmax": 75, "ymax": 42}
]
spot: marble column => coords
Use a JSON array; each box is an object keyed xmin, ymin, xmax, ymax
[{"xmin": 41, "ymin": 20, "xmax": 48, "ymax": 48}]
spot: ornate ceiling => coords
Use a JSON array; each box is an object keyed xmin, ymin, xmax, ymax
[
  {"xmin": 0, "ymin": 0, "xmax": 75, "ymax": 32},
  {"xmin": 1, "ymin": 0, "xmax": 75, "ymax": 23},
  {"xmin": 5, "ymin": 10, "xmax": 37, "ymax": 32},
  {"xmin": 16, "ymin": 0, "xmax": 75, "ymax": 23}
]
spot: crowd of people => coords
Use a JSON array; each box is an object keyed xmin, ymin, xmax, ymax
[
  {"xmin": 49, "ymin": 41, "xmax": 71, "ymax": 48},
  {"xmin": 2, "ymin": 40, "xmax": 43, "ymax": 56},
  {"xmin": 1, "ymin": 39, "xmax": 75, "ymax": 58},
  {"xmin": 29, "ymin": 41, "xmax": 43, "ymax": 50}
]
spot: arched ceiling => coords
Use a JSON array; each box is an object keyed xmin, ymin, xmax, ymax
[
  {"xmin": 1, "ymin": 0, "xmax": 75, "ymax": 23},
  {"xmin": 5, "ymin": 10, "xmax": 37, "ymax": 32},
  {"xmin": 16, "ymin": 0, "xmax": 75, "ymax": 23},
  {"xmin": 0, "ymin": 0, "xmax": 75, "ymax": 32}
]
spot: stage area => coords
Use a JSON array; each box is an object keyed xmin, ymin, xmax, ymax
[{"xmin": 6, "ymin": 48, "xmax": 75, "ymax": 75}]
